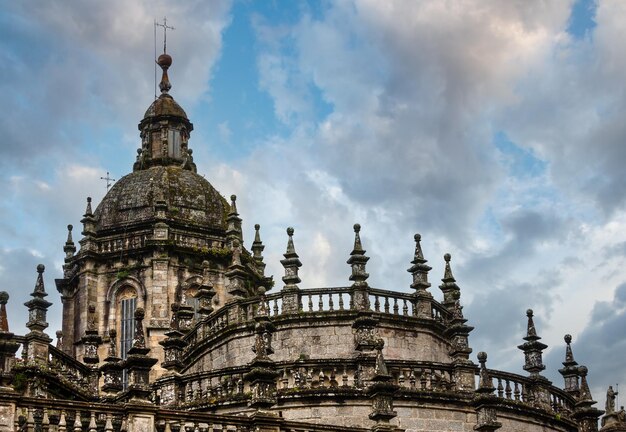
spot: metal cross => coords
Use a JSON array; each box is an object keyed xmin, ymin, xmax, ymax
[
  {"xmin": 100, "ymin": 171, "xmax": 116, "ymax": 191},
  {"xmin": 155, "ymin": 16, "xmax": 175, "ymax": 54}
]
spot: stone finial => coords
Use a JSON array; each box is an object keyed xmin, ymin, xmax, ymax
[
  {"xmin": 347, "ymin": 223, "xmax": 370, "ymax": 288},
  {"xmin": 84, "ymin": 197, "xmax": 93, "ymax": 217},
  {"xmin": 25, "ymin": 264, "xmax": 52, "ymax": 335},
  {"xmin": 407, "ymin": 233, "xmax": 432, "ymax": 295},
  {"xmin": 160, "ymin": 303, "xmax": 188, "ymax": 373},
  {"xmin": 571, "ymin": 365, "xmax": 603, "ymax": 432},
  {"xmin": 559, "ymin": 334, "xmax": 580, "ymax": 395},
  {"xmin": 525, "ymin": 309, "xmax": 537, "ymax": 338},
  {"xmin": 368, "ymin": 340, "xmax": 398, "ymax": 427},
  {"xmin": 517, "ymin": 309, "xmax": 547, "ymax": 379},
  {"xmin": 473, "ymin": 352, "xmax": 502, "ymax": 432},
  {"xmin": 226, "ymin": 194, "xmax": 243, "ymax": 245},
  {"xmin": 63, "ymin": 224, "xmax": 76, "ymax": 259},
  {"xmin": 578, "ymin": 366, "xmax": 593, "ymax": 402},
  {"xmin": 82, "ymin": 303, "xmax": 102, "ymax": 364},
  {"xmin": 476, "ymin": 352, "xmax": 494, "ymax": 393},
  {"xmin": 0, "ymin": 292, "xmax": 9, "ymax": 332},
  {"xmin": 251, "ymin": 224, "xmax": 266, "ymax": 276},
  {"xmin": 439, "ymin": 253, "xmax": 462, "ymax": 311},
  {"xmin": 157, "ymin": 52, "xmax": 172, "ymax": 93},
  {"xmin": 281, "ymin": 227, "xmax": 302, "ymax": 290},
  {"xmin": 131, "ymin": 307, "xmax": 146, "ymax": 351}
]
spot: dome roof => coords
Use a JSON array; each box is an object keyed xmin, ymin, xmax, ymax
[
  {"xmin": 94, "ymin": 165, "xmax": 228, "ymax": 233},
  {"xmin": 143, "ymin": 93, "xmax": 188, "ymax": 120}
]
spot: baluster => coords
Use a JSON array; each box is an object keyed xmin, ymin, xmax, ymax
[
  {"xmin": 514, "ymin": 382, "xmax": 520, "ymax": 401},
  {"xmin": 374, "ymin": 295, "xmax": 380, "ymax": 312},
  {"xmin": 273, "ymin": 299, "xmax": 279, "ymax": 316},
  {"xmin": 497, "ymin": 378, "xmax": 503, "ymax": 398},
  {"xmin": 521, "ymin": 384, "xmax": 528, "ymax": 402},
  {"xmin": 308, "ymin": 294, "xmax": 313, "ymax": 312},
  {"xmin": 342, "ymin": 366, "xmax": 349, "ymax": 387},
  {"xmin": 338, "ymin": 293, "xmax": 344, "ymax": 310},
  {"xmin": 104, "ymin": 414, "xmax": 114, "ymax": 432},
  {"xmin": 505, "ymin": 379, "xmax": 512, "ymax": 399},
  {"xmin": 318, "ymin": 369, "xmax": 326, "ymax": 387},
  {"xmin": 282, "ymin": 368, "xmax": 289, "ymax": 389},
  {"xmin": 409, "ymin": 369, "xmax": 416, "ymax": 389},
  {"xmin": 328, "ymin": 294, "xmax": 334, "ymax": 311},
  {"xmin": 398, "ymin": 370, "xmax": 405, "ymax": 387},
  {"xmin": 73, "ymin": 411, "xmax": 81, "ymax": 432},
  {"xmin": 58, "ymin": 411, "xmax": 67, "ymax": 432},
  {"xmin": 419, "ymin": 369, "xmax": 427, "ymax": 390},
  {"xmin": 43, "ymin": 409, "xmax": 50, "ymax": 432},
  {"xmin": 403, "ymin": 299, "xmax": 408, "ymax": 315},
  {"xmin": 384, "ymin": 296, "xmax": 390, "ymax": 313},
  {"xmin": 318, "ymin": 294, "xmax": 323, "ymax": 311},
  {"xmin": 88, "ymin": 412, "xmax": 97, "ymax": 432},
  {"xmin": 393, "ymin": 298, "xmax": 399, "ymax": 314},
  {"xmin": 349, "ymin": 292, "xmax": 354, "ymax": 309}
]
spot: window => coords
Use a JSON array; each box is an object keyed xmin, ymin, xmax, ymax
[
  {"xmin": 184, "ymin": 286, "xmax": 200, "ymax": 321},
  {"xmin": 120, "ymin": 296, "xmax": 136, "ymax": 388},
  {"xmin": 168, "ymin": 129, "xmax": 181, "ymax": 158}
]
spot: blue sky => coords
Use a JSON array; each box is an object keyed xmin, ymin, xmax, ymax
[{"xmin": 1, "ymin": 0, "xmax": 625, "ymax": 406}]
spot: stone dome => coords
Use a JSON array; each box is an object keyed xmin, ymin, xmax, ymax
[
  {"xmin": 94, "ymin": 165, "xmax": 228, "ymax": 232},
  {"xmin": 143, "ymin": 93, "xmax": 188, "ymax": 120}
]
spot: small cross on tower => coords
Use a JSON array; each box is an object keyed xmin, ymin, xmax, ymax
[
  {"xmin": 100, "ymin": 171, "xmax": 116, "ymax": 191},
  {"xmin": 155, "ymin": 16, "xmax": 175, "ymax": 54}
]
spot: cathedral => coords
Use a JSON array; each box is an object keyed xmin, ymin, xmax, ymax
[{"xmin": 0, "ymin": 47, "xmax": 625, "ymax": 432}]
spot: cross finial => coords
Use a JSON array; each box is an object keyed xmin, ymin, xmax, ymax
[
  {"xmin": 155, "ymin": 16, "xmax": 175, "ymax": 54},
  {"xmin": 100, "ymin": 171, "xmax": 116, "ymax": 191}
]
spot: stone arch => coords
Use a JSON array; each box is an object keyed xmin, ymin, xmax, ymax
[{"xmin": 105, "ymin": 276, "xmax": 147, "ymax": 332}]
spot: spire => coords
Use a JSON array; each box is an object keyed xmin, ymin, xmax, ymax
[
  {"xmin": 251, "ymin": 224, "xmax": 266, "ymax": 276},
  {"xmin": 439, "ymin": 253, "xmax": 461, "ymax": 310},
  {"xmin": 517, "ymin": 309, "xmax": 548, "ymax": 379},
  {"xmin": 281, "ymin": 227, "xmax": 302, "ymax": 290},
  {"xmin": 81, "ymin": 197, "xmax": 96, "ymax": 238},
  {"xmin": 559, "ymin": 334, "xmax": 580, "ymax": 395},
  {"xmin": 25, "ymin": 264, "xmax": 52, "ymax": 335},
  {"xmin": 63, "ymin": 224, "xmax": 76, "ymax": 259},
  {"xmin": 347, "ymin": 224, "xmax": 370, "ymax": 288},
  {"xmin": 407, "ymin": 233, "xmax": 432, "ymax": 296},
  {"xmin": 84, "ymin": 197, "xmax": 93, "ymax": 217},
  {"xmin": 226, "ymin": 195, "xmax": 243, "ymax": 245}
]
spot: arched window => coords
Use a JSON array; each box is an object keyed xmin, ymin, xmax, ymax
[{"xmin": 117, "ymin": 286, "xmax": 137, "ymax": 387}]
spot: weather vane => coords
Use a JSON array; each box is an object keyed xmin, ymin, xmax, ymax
[
  {"xmin": 154, "ymin": 16, "xmax": 175, "ymax": 98},
  {"xmin": 100, "ymin": 171, "xmax": 116, "ymax": 191}
]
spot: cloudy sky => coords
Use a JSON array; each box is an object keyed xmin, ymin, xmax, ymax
[{"xmin": 1, "ymin": 0, "xmax": 624, "ymax": 406}]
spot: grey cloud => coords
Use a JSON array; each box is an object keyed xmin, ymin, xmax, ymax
[{"xmin": 544, "ymin": 282, "xmax": 626, "ymax": 405}]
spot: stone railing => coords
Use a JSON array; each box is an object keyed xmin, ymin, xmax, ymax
[
  {"xmin": 486, "ymin": 369, "xmax": 576, "ymax": 416},
  {"xmin": 12, "ymin": 397, "xmax": 372, "ymax": 432},
  {"xmin": 48, "ymin": 345, "xmax": 98, "ymax": 397},
  {"xmin": 181, "ymin": 286, "xmax": 451, "ymax": 362}
]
